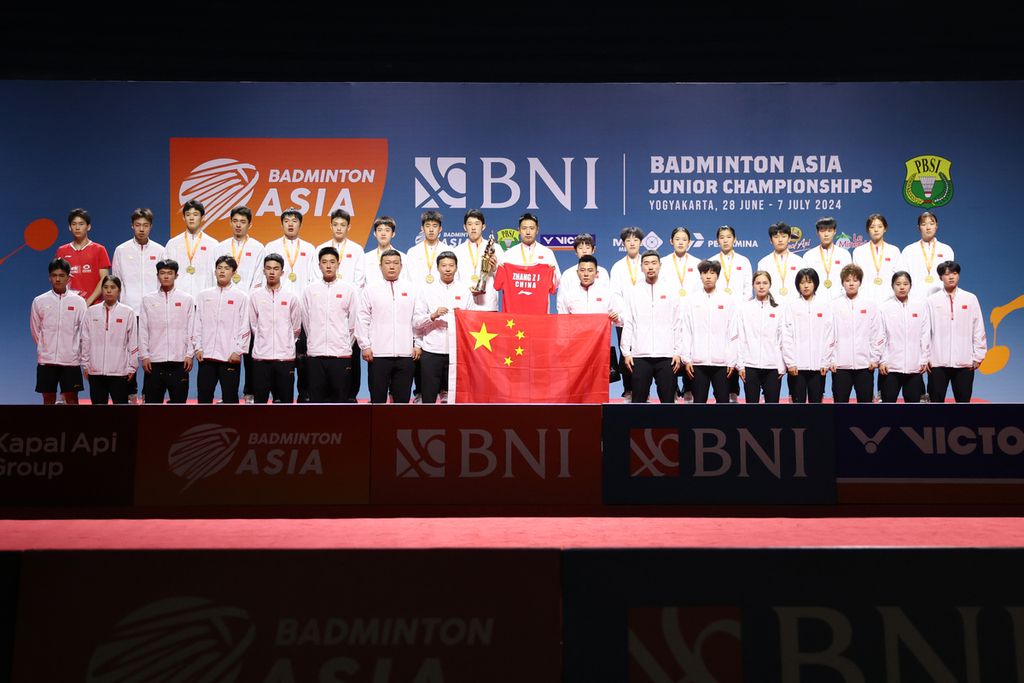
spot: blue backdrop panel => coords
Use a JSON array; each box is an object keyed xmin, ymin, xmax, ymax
[{"xmin": 2, "ymin": 81, "xmax": 1022, "ymax": 401}]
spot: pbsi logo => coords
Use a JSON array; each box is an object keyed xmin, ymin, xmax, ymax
[
  {"xmin": 630, "ymin": 427, "xmax": 808, "ymax": 478},
  {"xmin": 395, "ymin": 428, "xmax": 573, "ymax": 479},
  {"xmin": 629, "ymin": 606, "xmax": 742, "ymax": 683},
  {"xmin": 413, "ymin": 156, "xmax": 598, "ymax": 211}
]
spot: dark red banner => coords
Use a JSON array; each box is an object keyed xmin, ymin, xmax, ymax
[
  {"xmin": 14, "ymin": 549, "xmax": 561, "ymax": 682},
  {"xmin": 371, "ymin": 405, "xmax": 603, "ymax": 504},
  {"xmin": 133, "ymin": 406, "xmax": 370, "ymax": 506}
]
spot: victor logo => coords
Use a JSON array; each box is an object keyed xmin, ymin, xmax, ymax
[
  {"xmin": 88, "ymin": 597, "xmax": 254, "ymax": 683},
  {"xmin": 168, "ymin": 424, "xmax": 239, "ymax": 490},
  {"xmin": 849, "ymin": 427, "xmax": 891, "ymax": 454},
  {"xmin": 178, "ymin": 158, "xmax": 260, "ymax": 230}
]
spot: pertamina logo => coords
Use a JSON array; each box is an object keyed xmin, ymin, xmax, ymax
[
  {"xmin": 170, "ymin": 138, "xmax": 388, "ymax": 246},
  {"xmin": 628, "ymin": 606, "xmax": 742, "ymax": 683},
  {"xmin": 413, "ymin": 155, "xmax": 598, "ymax": 211},
  {"xmin": 88, "ymin": 597, "xmax": 254, "ymax": 683}
]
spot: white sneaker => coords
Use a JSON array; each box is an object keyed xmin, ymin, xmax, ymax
[
  {"xmin": 683, "ymin": 391, "xmax": 694, "ymax": 404},
  {"xmin": 729, "ymin": 392, "xmax": 739, "ymax": 403},
  {"xmin": 412, "ymin": 393, "xmax": 422, "ymax": 404},
  {"xmin": 439, "ymin": 391, "xmax": 449, "ymax": 404},
  {"xmin": 243, "ymin": 394, "xmax": 254, "ymax": 405}
]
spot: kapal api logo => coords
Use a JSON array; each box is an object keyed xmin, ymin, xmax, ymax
[
  {"xmin": 904, "ymin": 155, "xmax": 953, "ymax": 208},
  {"xmin": 88, "ymin": 597, "xmax": 254, "ymax": 683}
]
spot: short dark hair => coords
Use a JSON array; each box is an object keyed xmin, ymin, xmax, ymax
[
  {"xmin": 640, "ymin": 249, "xmax": 661, "ymax": 262},
  {"xmin": 573, "ymin": 233, "xmax": 595, "ymax": 250},
  {"xmin": 816, "ymin": 217, "xmax": 837, "ymax": 231},
  {"xmin": 518, "ymin": 212, "xmax": 540, "ymax": 228},
  {"xmin": 373, "ymin": 216, "xmax": 397, "ymax": 233},
  {"xmin": 101, "ymin": 275, "xmax": 122, "ymax": 291},
  {"xmin": 230, "ymin": 206, "xmax": 252, "ymax": 222},
  {"xmin": 464, "ymin": 209, "xmax": 485, "ymax": 225},
  {"xmin": 130, "ymin": 208, "xmax": 154, "ymax": 224},
  {"xmin": 215, "ymin": 255, "xmax": 238, "ymax": 271},
  {"xmin": 420, "ymin": 210, "xmax": 443, "ymax": 226},
  {"xmin": 280, "ymin": 207, "xmax": 303, "ymax": 224},
  {"xmin": 795, "ymin": 267, "xmax": 820, "ymax": 291},
  {"xmin": 68, "ymin": 208, "xmax": 91, "ymax": 226},
  {"xmin": 620, "ymin": 226, "xmax": 644, "ymax": 241},
  {"xmin": 840, "ymin": 263, "xmax": 863, "ymax": 282},
  {"xmin": 768, "ymin": 222, "xmax": 792, "ymax": 239},
  {"xmin": 697, "ymin": 259, "xmax": 721, "ymax": 275},
  {"xmin": 330, "ymin": 209, "xmax": 351, "ymax": 222},
  {"xmin": 578, "ymin": 254, "xmax": 598, "ymax": 267},
  {"xmin": 263, "ymin": 253, "xmax": 285, "ymax": 268},
  {"xmin": 182, "ymin": 200, "xmax": 205, "ymax": 217},
  {"xmin": 936, "ymin": 260, "xmax": 961, "ymax": 276},
  {"xmin": 380, "ymin": 249, "xmax": 402, "ymax": 262},
  {"xmin": 865, "ymin": 213, "xmax": 888, "ymax": 230},
  {"xmin": 156, "ymin": 259, "xmax": 179, "ymax": 273},
  {"xmin": 671, "ymin": 227, "xmax": 692, "ymax": 240},
  {"xmin": 716, "ymin": 225, "xmax": 736, "ymax": 239},
  {"xmin": 318, "ymin": 246, "xmax": 340, "ymax": 261},
  {"xmin": 48, "ymin": 258, "xmax": 71, "ymax": 274},
  {"xmin": 436, "ymin": 251, "xmax": 458, "ymax": 267},
  {"xmin": 918, "ymin": 210, "xmax": 938, "ymax": 226}
]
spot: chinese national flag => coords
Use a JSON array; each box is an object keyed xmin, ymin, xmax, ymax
[{"xmin": 453, "ymin": 310, "xmax": 610, "ymax": 403}]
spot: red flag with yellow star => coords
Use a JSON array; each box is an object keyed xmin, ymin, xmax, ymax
[{"xmin": 453, "ymin": 310, "xmax": 611, "ymax": 403}]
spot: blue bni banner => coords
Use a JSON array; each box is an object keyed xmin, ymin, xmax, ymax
[
  {"xmin": 563, "ymin": 548, "xmax": 1024, "ymax": 683},
  {"xmin": 836, "ymin": 404, "xmax": 1024, "ymax": 480},
  {"xmin": 602, "ymin": 405, "xmax": 836, "ymax": 504}
]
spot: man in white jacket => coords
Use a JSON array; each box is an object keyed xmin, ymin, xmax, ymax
[
  {"xmin": 358, "ymin": 250, "xmax": 421, "ymax": 403},
  {"xmin": 30, "ymin": 258, "xmax": 87, "ymax": 404},
  {"xmin": 413, "ymin": 251, "xmax": 475, "ymax": 404},
  {"xmin": 195, "ymin": 256, "xmax": 250, "ymax": 404},
  {"xmin": 681, "ymin": 260, "xmax": 738, "ymax": 404},
  {"xmin": 139, "ymin": 259, "xmax": 196, "ymax": 404},
  {"xmin": 927, "ymin": 261, "xmax": 987, "ymax": 403},
  {"xmin": 302, "ymin": 246, "xmax": 361, "ymax": 403}
]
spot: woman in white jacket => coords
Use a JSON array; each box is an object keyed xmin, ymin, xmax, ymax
[
  {"xmin": 738, "ymin": 271, "xmax": 786, "ymax": 403},
  {"xmin": 81, "ymin": 276, "xmax": 137, "ymax": 404},
  {"xmin": 781, "ymin": 268, "xmax": 836, "ymax": 403},
  {"xmin": 879, "ymin": 271, "xmax": 930, "ymax": 402}
]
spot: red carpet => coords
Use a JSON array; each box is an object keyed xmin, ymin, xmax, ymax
[{"xmin": 2, "ymin": 517, "xmax": 1022, "ymax": 550}]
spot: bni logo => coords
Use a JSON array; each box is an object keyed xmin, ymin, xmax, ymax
[
  {"xmin": 168, "ymin": 424, "xmax": 240, "ymax": 491},
  {"xmin": 630, "ymin": 428, "xmax": 679, "ymax": 477},
  {"xmin": 178, "ymin": 158, "xmax": 260, "ymax": 230},
  {"xmin": 88, "ymin": 597, "xmax": 254, "ymax": 683},
  {"xmin": 629, "ymin": 606, "xmax": 742, "ymax": 683},
  {"xmin": 414, "ymin": 157, "xmax": 467, "ymax": 209},
  {"xmin": 396, "ymin": 429, "xmax": 446, "ymax": 478}
]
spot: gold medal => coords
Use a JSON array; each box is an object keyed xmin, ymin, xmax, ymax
[
  {"xmin": 679, "ymin": 288, "xmax": 686, "ymax": 297},
  {"xmin": 232, "ymin": 273, "xmax": 241, "ymax": 284},
  {"xmin": 471, "ymin": 274, "xmax": 479, "ymax": 282},
  {"xmin": 925, "ymin": 274, "xmax": 935, "ymax": 283},
  {"xmin": 874, "ymin": 277, "xmax": 883, "ymax": 286},
  {"xmin": 426, "ymin": 274, "xmax": 435, "ymax": 284},
  {"xmin": 288, "ymin": 272, "xmax": 297, "ymax": 282},
  {"xmin": 780, "ymin": 287, "xmax": 789, "ymax": 296},
  {"xmin": 724, "ymin": 287, "xmax": 732, "ymax": 295},
  {"xmin": 824, "ymin": 279, "xmax": 832, "ymax": 289},
  {"xmin": 186, "ymin": 265, "xmax": 196, "ymax": 274}
]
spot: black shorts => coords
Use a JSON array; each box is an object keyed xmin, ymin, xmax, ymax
[{"xmin": 36, "ymin": 364, "xmax": 83, "ymax": 394}]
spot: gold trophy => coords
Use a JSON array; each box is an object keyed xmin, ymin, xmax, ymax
[{"xmin": 471, "ymin": 233, "xmax": 496, "ymax": 294}]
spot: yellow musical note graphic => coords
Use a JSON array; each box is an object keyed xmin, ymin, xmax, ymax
[{"xmin": 979, "ymin": 294, "xmax": 1024, "ymax": 374}]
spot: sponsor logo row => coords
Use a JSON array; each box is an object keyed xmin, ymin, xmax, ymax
[{"xmin": 2, "ymin": 404, "xmax": 1022, "ymax": 508}]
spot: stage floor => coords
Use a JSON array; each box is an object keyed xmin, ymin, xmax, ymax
[{"xmin": 3, "ymin": 517, "xmax": 1023, "ymax": 550}]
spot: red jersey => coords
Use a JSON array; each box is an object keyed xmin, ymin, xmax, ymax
[
  {"xmin": 55, "ymin": 241, "xmax": 111, "ymax": 302},
  {"xmin": 494, "ymin": 262, "xmax": 556, "ymax": 314}
]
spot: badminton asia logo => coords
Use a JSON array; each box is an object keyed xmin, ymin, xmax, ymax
[
  {"xmin": 178, "ymin": 158, "xmax": 260, "ymax": 231},
  {"xmin": 628, "ymin": 606, "xmax": 742, "ymax": 683},
  {"xmin": 87, "ymin": 597, "xmax": 254, "ymax": 683},
  {"xmin": 904, "ymin": 155, "xmax": 953, "ymax": 208},
  {"xmin": 168, "ymin": 424, "xmax": 338, "ymax": 490}
]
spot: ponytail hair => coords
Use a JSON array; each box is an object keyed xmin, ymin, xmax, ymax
[{"xmin": 752, "ymin": 270, "xmax": 779, "ymax": 308}]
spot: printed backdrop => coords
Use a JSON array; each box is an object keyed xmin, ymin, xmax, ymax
[{"xmin": 2, "ymin": 81, "xmax": 1022, "ymax": 401}]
